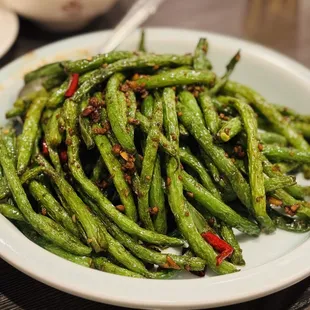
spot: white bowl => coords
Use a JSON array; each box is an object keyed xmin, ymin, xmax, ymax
[
  {"xmin": 0, "ymin": 28, "xmax": 309, "ymax": 309},
  {"xmin": 0, "ymin": 0, "xmax": 116, "ymax": 32}
]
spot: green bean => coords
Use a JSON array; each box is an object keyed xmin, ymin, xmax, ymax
[
  {"xmin": 138, "ymin": 29, "xmax": 146, "ymax": 52},
  {"xmin": 163, "ymin": 87, "xmax": 237, "ymax": 274},
  {"xmin": 223, "ymin": 81, "xmax": 310, "ymax": 152},
  {"xmin": 106, "ymin": 73, "xmax": 135, "ymax": 152},
  {"xmin": 90, "ymin": 157, "xmax": 106, "ymax": 183},
  {"xmin": 93, "ymin": 257, "xmax": 144, "ymax": 278},
  {"xmin": 270, "ymin": 211, "xmax": 310, "ymax": 233},
  {"xmin": 18, "ymin": 222, "xmax": 92, "ymax": 267},
  {"xmin": 259, "ymin": 131, "xmax": 287, "ymax": 146},
  {"xmin": 193, "ymin": 38, "xmax": 212, "ymax": 70},
  {"xmin": 198, "ymin": 91, "xmax": 221, "ymax": 135},
  {"xmin": 138, "ymin": 93, "xmax": 163, "ymax": 230},
  {"xmin": 59, "ymin": 102, "xmax": 182, "ymax": 246},
  {"xmin": 294, "ymin": 122, "xmax": 310, "ymax": 139},
  {"xmin": 24, "ymin": 62, "xmax": 64, "ymax": 84},
  {"xmin": 8, "ymin": 88, "xmax": 48, "ymax": 119},
  {"xmin": 217, "ymin": 117, "xmax": 242, "ymax": 142},
  {"xmin": 63, "ymin": 51, "xmax": 135, "ymax": 74},
  {"xmin": 42, "ymin": 109, "xmax": 63, "ymax": 175},
  {"xmin": 45, "ymin": 108, "xmax": 63, "ymax": 147},
  {"xmin": 177, "ymin": 91, "xmax": 252, "ymax": 210},
  {"xmin": 185, "ymin": 200, "xmax": 213, "ymax": 234},
  {"xmin": 210, "ymin": 50, "xmax": 240, "ymax": 95},
  {"xmin": 179, "ymin": 124, "xmax": 189, "ymax": 137},
  {"xmin": 0, "ymin": 138, "xmax": 91, "ymax": 255},
  {"xmin": 264, "ymin": 175, "xmax": 296, "ymax": 192},
  {"xmin": 92, "ymin": 125, "xmax": 137, "ymax": 222},
  {"xmin": 87, "ymin": 144, "xmax": 183, "ymax": 245},
  {"xmin": 0, "ymin": 203, "xmax": 25, "ymax": 221},
  {"xmin": 73, "ymin": 54, "xmax": 193, "ymax": 101},
  {"xmin": 182, "ymin": 170, "xmax": 260, "ymax": 236},
  {"xmin": 76, "ymin": 186, "xmax": 169, "ymax": 277},
  {"xmin": 150, "ymin": 158, "xmax": 167, "ymax": 234},
  {"xmin": 28, "ymin": 180, "xmax": 80, "ymax": 237},
  {"xmin": 221, "ymin": 96, "xmax": 275, "ymax": 233},
  {"xmin": 1, "ymin": 125, "xmax": 17, "ymax": 167},
  {"xmin": 141, "ymin": 95, "xmax": 167, "ymax": 234},
  {"xmin": 42, "ymin": 74, "xmax": 66, "ymax": 91},
  {"xmin": 262, "ymin": 154, "xmax": 306, "ymax": 198},
  {"xmin": 36, "ymin": 154, "xmax": 108, "ymax": 252},
  {"xmin": 135, "ymin": 111, "xmax": 177, "ymax": 157},
  {"xmin": 126, "ymin": 90, "xmax": 137, "ymax": 140},
  {"xmin": 79, "ymin": 96, "xmax": 95, "ymax": 149},
  {"xmin": 179, "ymin": 147, "xmax": 221, "ymax": 200},
  {"xmin": 212, "ymin": 97, "xmax": 236, "ymax": 116},
  {"xmin": 95, "ymin": 219, "xmax": 151, "ymax": 277},
  {"xmin": 17, "ymin": 96, "xmax": 46, "ymax": 175},
  {"xmin": 270, "ymin": 189, "xmax": 310, "ymax": 219},
  {"xmin": 263, "ymin": 145, "xmax": 310, "ymax": 164},
  {"xmin": 103, "ymin": 215, "xmax": 205, "ymax": 271},
  {"xmin": 141, "ymin": 95, "xmax": 154, "ymax": 118},
  {"xmin": 129, "ymin": 70, "xmax": 215, "ymax": 90},
  {"xmin": 220, "ymin": 224, "xmax": 245, "ymax": 266},
  {"xmin": 272, "ymin": 103, "xmax": 310, "ymax": 123}
]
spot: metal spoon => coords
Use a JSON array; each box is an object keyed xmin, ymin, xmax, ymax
[{"xmin": 98, "ymin": 0, "xmax": 164, "ymax": 53}]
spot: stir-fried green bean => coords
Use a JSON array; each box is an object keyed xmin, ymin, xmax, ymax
[{"xmin": 2, "ymin": 38, "xmax": 310, "ymax": 280}]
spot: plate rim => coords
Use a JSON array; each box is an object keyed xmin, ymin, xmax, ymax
[{"xmin": 0, "ymin": 27, "xmax": 310, "ymax": 309}]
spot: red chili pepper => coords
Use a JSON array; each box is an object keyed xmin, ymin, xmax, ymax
[
  {"xmin": 59, "ymin": 148, "xmax": 68, "ymax": 163},
  {"xmin": 201, "ymin": 231, "xmax": 234, "ymax": 266},
  {"xmin": 42, "ymin": 139, "xmax": 49, "ymax": 156},
  {"xmin": 65, "ymin": 73, "xmax": 79, "ymax": 97}
]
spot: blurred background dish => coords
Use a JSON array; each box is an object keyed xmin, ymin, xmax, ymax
[
  {"xmin": 0, "ymin": 0, "xmax": 116, "ymax": 32},
  {"xmin": 0, "ymin": 7, "xmax": 19, "ymax": 58}
]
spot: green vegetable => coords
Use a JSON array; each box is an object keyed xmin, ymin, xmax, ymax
[
  {"xmin": 182, "ymin": 171, "xmax": 260, "ymax": 236},
  {"xmin": 93, "ymin": 257, "xmax": 144, "ymax": 278},
  {"xmin": 18, "ymin": 222, "xmax": 92, "ymax": 267},
  {"xmin": 263, "ymin": 145, "xmax": 310, "ymax": 164},
  {"xmin": 220, "ymin": 224, "xmax": 245, "ymax": 265},
  {"xmin": 17, "ymin": 96, "xmax": 46, "ymax": 174},
  {"xmin": 24, "ymin": 62, "xmax": 64, "ymax": 84},
  {"xmin": 138, "ymin": 29, "xmax": 146, "ymax": 52},
  {"xmin": 180, "ymin": 147, "xmax": 221, "ymax": 200},
  {"xmin": 0, "ymin": 137, "xmax": 91, "ymax": 255},
  {"xmin": 163, "ymin": 87, "xmax": 237, "ymax": 275},
  {"xmin": 63, "ymin": 51, "xmax": 135, "ymax": 74},
  {"xmin": 138, "ymin": 93, "xmax": 163, "ymax": 230},
  {"xmin": 131, "ymin": 70, "xmax": 215, "ymax": 90},
  {"xmin": 28, "ymin": 180, "xmax": 80, "ymax": 237},
  {"xmin": 220, "ymin": 96, "xmax": 275, "ymax": 233},
  {"xmin": 193, "ymin": 38, "xmax": 212, "ymax": 70},
  {"xmin": 217, "ymin": 117, "xmax": 242, "ymax": 142},
  {"xmin": 106, "ymin": 73, "xmax": 136, "ymax": 153},
  {"xmin": 177, "ymin": 91, "xmax": 253, "ymax": 211},
  {"xmin": 198, "ymin": 91, "xmax": 221, "ymax": 135},
  {"xmin": 0, "ymin": 203, "xmax": 25, "ymax": 221},
  {"xmin": 73, "ymin": 54, "xmax": 193, "ymax": 101}
]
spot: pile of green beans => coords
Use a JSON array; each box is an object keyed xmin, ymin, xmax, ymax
[{"xmin": 1, "ymin": 31, "xmax": 309, "ymax": 279}]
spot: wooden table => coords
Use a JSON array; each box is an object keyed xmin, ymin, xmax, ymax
[{"xmin": 1, "ymin": 1, "xmax": 310, "ymax": 309}]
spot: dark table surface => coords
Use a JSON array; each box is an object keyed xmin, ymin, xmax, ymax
[{"xmin": 1, "ymin": 0, "xmax": 310, "ymax": 309}]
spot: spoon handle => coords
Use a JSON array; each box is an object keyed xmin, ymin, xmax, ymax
[{"xmin": 98, "ymin": 0, "xmax": 164, "ymax": 53}]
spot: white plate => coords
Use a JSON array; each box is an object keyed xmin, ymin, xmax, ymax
[
  {"xmin": 0, "ymin": 7, "xmax": 19, "ymax": 59},
  {"xmin": 0, "ymin": 28, "xmax": 310, "ymax": 309}
]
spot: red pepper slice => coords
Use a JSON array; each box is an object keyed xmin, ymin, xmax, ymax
[
  {"xmin": 201, "ymin": 231, "xmax": 234, "ymax": 266},
  {"xmin": 42, "ymin": 139, "xmax": 49, "ymax": 156},
  {"xmin": 59, "ymin": 148, "xmax": 68, "ymax": 163},
  {"xmin": 65, "ymin": 73, "xmax": 79, "ymax": 97}
]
